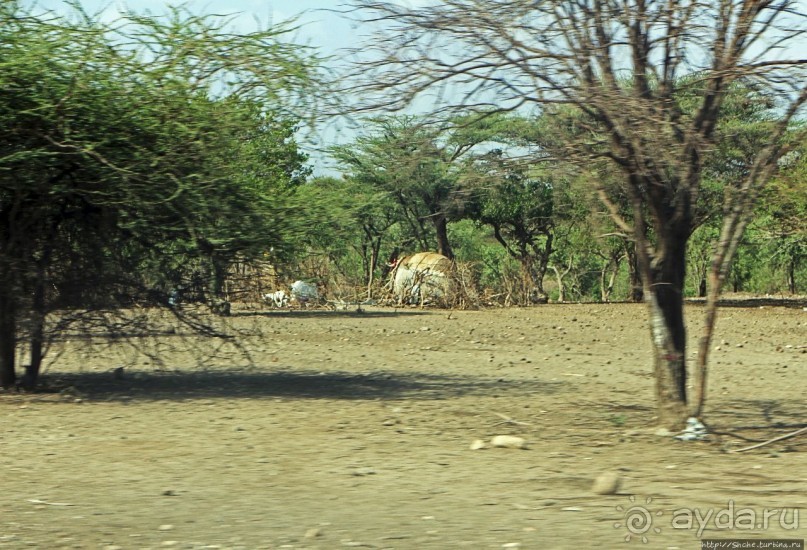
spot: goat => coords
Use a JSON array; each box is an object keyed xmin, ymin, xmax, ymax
[{"xmin": 263, "ymin": 290, "xmax": 290, "ymax": 308}]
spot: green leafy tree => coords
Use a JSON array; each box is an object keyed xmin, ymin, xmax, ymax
[
  {"xmin": 465, "ymin": 152, "xmax": 557, "ymax": 304},
  {"xmin": 298, "ymin": 176, "xmax": 400, "ymax": 297},
  {"xmin": 0, "ymin": 2, "xmax": 320, "ymax": 389},
  {"xmin": 330, "ymin": 117, "xmax": 455, "ymax": 257},
  {"xmin": 331, "ymin": 116, "xmax": 500, "ymax": 260},
  {"xmin": 755, "ymin": 146, "xmax": 807, "ymax": 293}
]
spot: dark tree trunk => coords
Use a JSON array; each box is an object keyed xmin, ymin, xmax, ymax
[
  {"xmin": 360, "ymin": 242, "xmax": 370, "ymax": 286},
  {"xmin": 21, "ymin": 245, "xmax": 54, "ymax": 390},
  {"xmin": 211, "ymin": 257, "xmax": 226, "ymax": 297},
  {"xmin": 530, "ymin": 263, "xmax": 548, "ymax": 303},
  {"xmin": 698, "ymin": 276, "xmax": 707, "ymax": 298},
  {"xmin": 367, "ymin": 236, "xmax": 382, "ymax": 299},
  {"xmin": 645, "ymin": 236, "xmax": 689, "ymax": 429},
  {"xmin": 0, "ymin": 289, "xmax": 17, "ymax": 389},
  {"xmin": 22, "ymin": 269, "xmax": 48, "ymax": 390},
  {"xmin": 626, "ymin": 243, "xmax": 644, "ymax": 302},
  {"xmin": 628, "ymin": 172, "xmax": 690, "ymax": 430},
  {"xmin": 532, "ymin": 232, "xmax": 552, "ymax": 303},
  {"xmin": 433, "ymin": 214, "xmax": 453, "ymax": 260},
  {"xmin": 208, "ymin": 255, "xmax": 231, "ymax": 316}
]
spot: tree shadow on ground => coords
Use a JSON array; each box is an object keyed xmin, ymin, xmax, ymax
[
  {"xmin": 708, "ymin": 399, "xmax": 807, "ymax": 429},
  {"xmin": 23, "ymin": 367, "xmax": 569, "ymax": 403},
  {"xmin": 570, "ymin": 398, "xmax": 806, "ymax": 446},
  {"xmin": 702, "ymin": 398, "xmax": 807, "ymax": 447},
  {"xmin": 686, "ymin": 297, "xmax": 807, "ymax": 309},
  {"xmin": 233, "ymin": 309, "xmax": 432, "ymax": 319}
]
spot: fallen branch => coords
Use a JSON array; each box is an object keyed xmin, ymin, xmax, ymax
[
  {"xmin": 491, "ymin": 412, "xmax": 532, "ymax": 427},
  {"xmin": 727, "ymin": 426, "xmax": 807, "ymax": 453},
  {"xmin": 27, "ymin": 499, "xmax": 75, "ymax": 506}
]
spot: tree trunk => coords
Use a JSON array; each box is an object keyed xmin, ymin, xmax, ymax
[
  {"xmin": 360, "ymin": 243, "xmax": 370, "ymax": 288},
  {"xmin": 23, "ymin": 269, "xmax": 47, "ymax": 390},
  {"xmin": 600, "ymin": 254, "xmax": 621, "ymax": 302},
  {"xmin": 693, "ymin": 269, "xmax": 721, "ymax": 418},
  {"xmin": 692, "ymin": 197, "xmax": 762, "ymax": 418},
  {"xmin": 648, "ymin": 291, "xmax": 689, "ymax": 428},
  {"xmin": 600, "ymin": 263, "xmax": 609, "ymax": 302},
  {"xmin": 367, "ymin": 241, "xmax": 379, "ymax": 300},
  {"xmin": 0, "ymin": 289, "xmax": 17, "ymax": 389},
  {"xmin": 698, "ymin": 276, "xmax": 707, "ymax": 298},
  {"xmin": 519, "ymin": 256, "xmax": 536, "ymax": 306},
  {"xmin": 208, "ymin": 255, "xmax": 231, "ymax": 316},
  {"xmin": 433, "ymin": 214, "xmax": 454, "ymax": 260},
  {"xmin": 644, "ymin": 238, "xmax": 689, "ymax": 429},
  {"xmin": 21, "ymin": 245, "xmax": 54, "ymax": 390},
  {"xmin": 531, "ymin": 266, "xmax": 548, "ymax": 304},
  {"xmin": 788, "ymin": 258, "xmax": 796, "ymax": 294},
  {"xmin": 532, "ymin": 232, "xmax": 552, "ymax": 304},
  {"xmin": 626, "ymin": 243, "xmax": 643, "ymax": 302},
  {"xmin": 550, "ymin": 262, "xmax": 570, "ymax": 303}
]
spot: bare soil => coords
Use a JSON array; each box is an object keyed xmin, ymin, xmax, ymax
[{"xmin": 1, "ymin": 300, "xmax": 806, "ymax": 549}]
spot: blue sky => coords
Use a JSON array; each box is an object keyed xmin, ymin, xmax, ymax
[
  {"xmin": 33, "ymin": 1, "xmax": 355, "ymax": 51},
  {"xmin": 30, "ymin": 1, "xmax": 367, "ymax": 174},
  {"xmin": 27, "ymin": 1, "xmax": 807, "ymax": 175},
  {"xmin": 31, "ymin": 1, "xmax": 444, "ymax": 174}
]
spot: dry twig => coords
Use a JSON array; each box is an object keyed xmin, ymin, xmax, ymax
[
  {"xmin": 491, "ymin": 412, "xmax": 532, "ymax": 428},
  {"xmin": 727, "ymin": 426, "xmax": 807, "ymax": 453}
]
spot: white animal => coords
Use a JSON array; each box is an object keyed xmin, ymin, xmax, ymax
[
  {"xmin": 263, "ymin": 290, "xmax": 289, "ymax": 308},
  {"xmin": 290, "ymin": 280, "xmax": 319, "ymax": 306}
]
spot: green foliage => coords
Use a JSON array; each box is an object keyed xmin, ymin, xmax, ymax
[
  {"xmin": 295, "ymin": 175, "xmax": 396, "ymax": 290},
  {"xmin": 686, "ymin": 224, "xmax": 719, "ymax": 297},
  {"xmin": 608, "ymin": 414, "xmax": 627, "ymax": 428},
  {"xmin": 317, "ymin": 101, "xmax": 804, "ymax": 303},
  {"xmin": 752, "ymin": 139, "xmax": 807, "ymax": 293},
  {"xmin": 447, "ymin": 219, "xmax": 508, "ymax": 293},
  {"xmin": 330, "ymin": 115, "xmax": 501, "ymax": 259},
  {"xmin": 0, "ymin": 1, "xmax": 321, "ymax": 386},
  {"xmin": 465, "ymin": 155, "xmax": 557, "ymax": 302}
]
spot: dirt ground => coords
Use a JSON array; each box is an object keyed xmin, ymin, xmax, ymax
[{"xmin": 1, "ymin": 299, "xmax": 806, "ymax": 550}]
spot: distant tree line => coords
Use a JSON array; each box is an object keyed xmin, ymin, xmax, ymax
[{"xmin": 302, "ymin": 101, "xmax": 804, "ymax": 306}]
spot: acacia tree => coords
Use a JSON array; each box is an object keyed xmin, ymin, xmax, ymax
[
  {"xmin": 753, "ymin": 143, "xmax": 806, "ymax": 294},
  {"xmin": 299, "ymin": 175, "xmax": 401, "ymax": 297},
  {"xmin": 344, "ymin": 0, "xmax": 807, "ymax": 428},
  {"xmin": 330, "ymin": 117, "xmax": 454, "ymax": 256},
  {"xmin": 520, "ymin": 79, "xmax": 792, "ymax": 304},
  {"xmin": 331, "ymin": 115, "xmax": 498, "ymax": 260},
  {"xmin": 0, "ymin": 2, "xmax": 321, "ymax": 389},
  {"xmin": 465, "ymin": 153, "xmax": 559, "ymax": 304}
]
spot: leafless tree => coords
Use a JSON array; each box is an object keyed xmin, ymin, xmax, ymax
[{"xmin": 342, "ymin": 0, "xmax": 807, "ymax": 428}]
